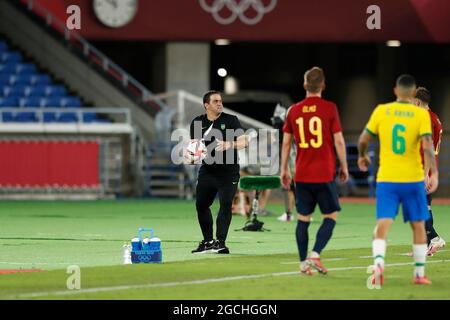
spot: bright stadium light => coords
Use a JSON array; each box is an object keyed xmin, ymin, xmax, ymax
[
  {"xmin": 386, "ymin": 40, "xmax": 401, "ymax": 47},
  {"xmin": 217, "ymin": 68, "xmax": 228, "ymax": 77},
  {"xmin": 215, "ymin": 39, "xmax": 231, "ymax": 46}
]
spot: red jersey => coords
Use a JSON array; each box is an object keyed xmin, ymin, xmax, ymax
[
  {"xmin": 420, "ymin": 109, "xmax": 443, "ymax": 171},
  {"xmin": 283, "ymin": 96, "xmax": 342, "ymax": 183}
]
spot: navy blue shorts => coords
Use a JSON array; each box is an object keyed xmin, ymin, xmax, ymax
[
  {"xmin": 295, "ymin": 182, "xmax": 341, "ymax": 215},
  {"xmin": 376, "ymin": 182, "xmax": 429, "ymax": 223}
]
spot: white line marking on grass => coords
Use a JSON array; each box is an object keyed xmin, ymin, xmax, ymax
[{"xmin": 9, "ymin": 259, "xmax": 450, "ymax": 299}]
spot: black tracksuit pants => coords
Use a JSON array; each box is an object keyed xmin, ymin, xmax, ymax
[{"xmin": 195, "ymin": 166, "xmax": 239, "ymax": 242}]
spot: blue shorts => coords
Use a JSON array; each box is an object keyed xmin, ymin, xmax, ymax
[
  {"xmin": 295, "ymin": 182, "xmax": 341, "ymax": 215},
  {"xmin": 376, "ymin": 182, "xmax": 430, "ymax": 223}
]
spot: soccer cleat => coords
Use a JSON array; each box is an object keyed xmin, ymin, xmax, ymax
[
  {"xmin": 428, "ymin": 237, "xmax": 446, "ymax": 256},
  {"xmin": 300, "ymin": 263, "xmax": 314, "ymax": 276},
  {"xmin": 277, "ymin": 213, "xmax": 292, "ymax": 222},
  {"xmin": 307, "ymin": 257, "xmax": 328, "ymax": 275},
  {"xmin": 191, "ymin": 240, "xmax": 215, "ymax": 254},
  {"xmin": 212, "ymin": 240, "xmax": 230, "ymax": 254},
  {"xmin": 371, "ymin": 265, "xmax": 384, "ymax": 286},
  {"xmin": 414, "ymin": 276, "xmax": 432, "ymax": 285}
]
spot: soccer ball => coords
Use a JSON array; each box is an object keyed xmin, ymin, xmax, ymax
[{"xmin": 184, "ymin": 139, "xmax": 207, "ymax": 164}]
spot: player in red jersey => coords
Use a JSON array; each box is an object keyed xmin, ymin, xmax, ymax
[
  {"xmin": 415, "ymin": 87, "xmax": 445, "ymax": 256},
  {"xmin": 280, "ymin": 67, "xmax": 349, "ymax": 275}
]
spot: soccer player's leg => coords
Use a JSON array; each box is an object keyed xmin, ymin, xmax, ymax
[
  {"xmin": 309, "ymin": 182, "xmax": 341, "ymax": 274},
  {"xmin": 402, "ymin": 182, "xmax": 432, "ymax": 284},
  {"xmin": 425, "ymin": 195, "xmax": 445, "ymax": 255},
  {"xmin": 295, "ymin": 183, "xmax": 316, "ymax": 275},
  {"xmin": 372, "ymin": 182, "xmax": 399, "ymax": 286},
  {"xmin": 193, "ymin": 170, "xmax": 218, "ymax": 254}
]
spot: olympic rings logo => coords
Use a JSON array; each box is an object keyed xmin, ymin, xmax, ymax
[{"xmin": 199, "ymin": 0, "xmax": 277, "ymax": 25}]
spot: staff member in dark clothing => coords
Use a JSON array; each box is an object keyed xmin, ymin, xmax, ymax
[{"xmin": 190, "ymin": 91, "xmax": 250, "ymax": 254}]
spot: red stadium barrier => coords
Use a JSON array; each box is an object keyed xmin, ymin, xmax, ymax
[{"xmin": 0, "ymin": 140, "xmax": 99, "ymax": 188}]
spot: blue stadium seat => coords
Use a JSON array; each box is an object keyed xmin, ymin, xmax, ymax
[
  {"xmin": 33, "ymin": 74, "xmax": 52, "ymax": 85},
  {"xmin": 1, "ymin": 112, "xmax": 14, "ymax": 122},
  {"xmin": 0, "ymin": 63, "xmax": 36, "ymax": 75},
  {"xmin": 20, "ymin": 97, "xmax": 45, "ymax": 108},
  {"xmin": 27, "ymin": 86, "xmax": 46, "ymax": 97},
  {"xmin": 14, "ymin": 112, "xmax": 38, "ymax": 122},
  {"xmin": 43, "ymin": 97, "xmax": 63, "ymax": 108},
  {"xmin": 0, "ymin": 97, "xmax": 19, "ymax": 107},
  {"xmin": 58, "ymin": 112, "xmax": 78, "ymax": 123},
  {"xmin": 30, "ymin": 85, "xmax": 67, "ymax": 97},
  {"xmin": 1, "ymin": 85, "xmax": 27, "ymax": 98},
  {"xmin": 14, "ymin": 74, "xmax": 52, "ymax": 86},
  {"xmin": 61, "ymin": 97, "xmax": 82, "ymax": 108},
  {"xmin": 43, "ymin": 112, "xmax": 57, "ymax": 123},
  {"xmin": 0, "ymin": 41, "xmax": 7, "ymax": 52},
  {"xmin": 0, "ymin": 52, "xmax": 22, "ymax": 63},
  {"xmin": 0, "ymin": 74, "xmax": 13, "ymax": 85},
  {"xmin": 83, "ymin": 112, "xmax": 97, "ymax": 123}
]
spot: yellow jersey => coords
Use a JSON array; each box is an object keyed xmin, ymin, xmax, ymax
[{"xmin": 365, "ymin": 101, "xmax": 432, "ymax": 182}]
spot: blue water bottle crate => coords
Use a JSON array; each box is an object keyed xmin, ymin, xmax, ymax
[{"xmin": 130, "ymin": 228, "xmax": 162, "ymax": 264}]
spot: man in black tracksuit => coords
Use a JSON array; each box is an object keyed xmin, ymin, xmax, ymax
[{"xmin": 190, "ymin": 91, "xmax": 250, "ymax": 254}]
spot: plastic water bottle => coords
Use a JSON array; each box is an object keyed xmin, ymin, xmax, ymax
[{"xmin": 123, "ymin": 243, "xmax": 132, "ymax": 264}]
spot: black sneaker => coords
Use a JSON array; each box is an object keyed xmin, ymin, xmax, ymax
[
  {"xmin": 191, "ymin": 240, "xmax": 215, "ymax": 254},
  {"xmin": 212, "ymin": 240, "xmax": 230, "ymax": 254}
]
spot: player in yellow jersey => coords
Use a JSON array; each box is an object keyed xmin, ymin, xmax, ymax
[{"xmin": 358, "ymin": 75, "xmax": 438, "ymax": 286}]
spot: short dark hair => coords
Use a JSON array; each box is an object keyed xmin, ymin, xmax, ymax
[
  {"xmin": 396, "ymin": 74, "xmax": 416, "ymax": 89},
  {"xmin": 304, "ymin": 67, "xmax": 325, "ymax": 93},
  {"xmin": 416, "ymin": 87, "xmax": 431, "ymax": 104},
  {"xmin": 203, "ymin": 90, "xmax": 222, "ymax": 105}
]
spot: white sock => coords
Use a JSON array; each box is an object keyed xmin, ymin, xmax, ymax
[
  {"xmin": 310, "ymin": 251, "xmax": 320, "ymax": 259},
  {"xmin": 372, "ymin": 239, "xmax": 386, "ymax": 269},
  {"xmin": 413, "ymin": 244, "xmax": 427, "ymax": 277},
  {"xmin": 300, "ymin": 261, "xmax": 308, "ymax": 269}
]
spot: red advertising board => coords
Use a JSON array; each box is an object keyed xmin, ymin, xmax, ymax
[{"xmin": 28, "ymin": 0, "xmax": 450, "ymax": 42}]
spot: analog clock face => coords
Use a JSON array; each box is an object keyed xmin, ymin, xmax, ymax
[{"xmin": 93, "ymin": 0, "xmax": 138, "ymax": 28}]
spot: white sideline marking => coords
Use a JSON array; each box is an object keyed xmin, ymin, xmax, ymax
[{"xmin": 8, "ymin": 259, "xmax": 450, "ymax": 299}]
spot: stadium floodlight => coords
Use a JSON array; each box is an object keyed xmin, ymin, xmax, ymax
[
  {"xmin": 215, "ymin": 39, "xmax": 231, "ymax": 46},
  {"xmin": 386, "ymin": 40, "xmax": 401, "ymax": 47},
  {"xmin": 217, "ymin": 68, "xmax": 228, "ymax": 77}
]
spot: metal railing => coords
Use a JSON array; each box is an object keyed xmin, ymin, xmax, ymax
[
  {"xmin": 154, "ymin": 90, "xmax": 274, "ymax": 131},
  {"xmin": 18, "ymin": 0, "xmax": 166, "ymax": 112}
]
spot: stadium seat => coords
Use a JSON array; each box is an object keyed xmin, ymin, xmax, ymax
[
  {"xmin": 61, "ymin": 97, "xmax": 82, "ymax": 108},
  {"xmin": 0, "ymin": 52, "xmax": 22, "ymax": 63},
  {"xmin": 0, "ymin": 41, "xmax": 7, "ymax": 52},
  {"xmin": 0, "ymin": 97, "xmax": 19, "ymax": 107},
  {"xmin": 58, "ymin": 112, "xmax": 78, "ymax": 123},
  {"xmin": 0, "ymin": 74, "xmax": 13, "ymax": 85},
  {"xmin": 83, "ymin": 112, "xmax": 98, "ymax": 123},
  {"xmin": 1, "ymin": 85, "xmax": 26, "ymax": 97},
  {"xmin": 30, "ymin": 85, "xmax": 67, "ymax": 97},
  {"xmin": 44, "ymin": 97, "xmax": 64, "ymax": 108},
  {"xmin": 14, "ymin": 112, "xmax": 38, "ymax": 122},
  {"xmin": 1, "ymin": 112, "xmax": 14, "ymax": 122},
  {"xmin": 43, "ymin": 112, "xmax": 57, "ymax": 123},
  {"xmin": 15, "ymin": 74, "xmax": 52, "ymax": 86},
  {"xmin": 0, "ymin": 63, "xmax": 36, "ymax": 75},
  {"xmin": 20, "ymin": 97, "xmax": 45, "ymax": 108}
]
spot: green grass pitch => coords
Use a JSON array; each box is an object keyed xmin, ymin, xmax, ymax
[{"xmin": 0, "ymin": 200, "xmax": 449, "ymax": 300}]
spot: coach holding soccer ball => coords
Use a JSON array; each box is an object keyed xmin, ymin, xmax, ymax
[{"xmin": 189, "ymin": 91, "xmax": 250, "ymax": 254}]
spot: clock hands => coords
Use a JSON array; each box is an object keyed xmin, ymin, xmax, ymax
[{"xmin": 105, "ymin": 0, "xmax": 118, "ymax": 9}]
